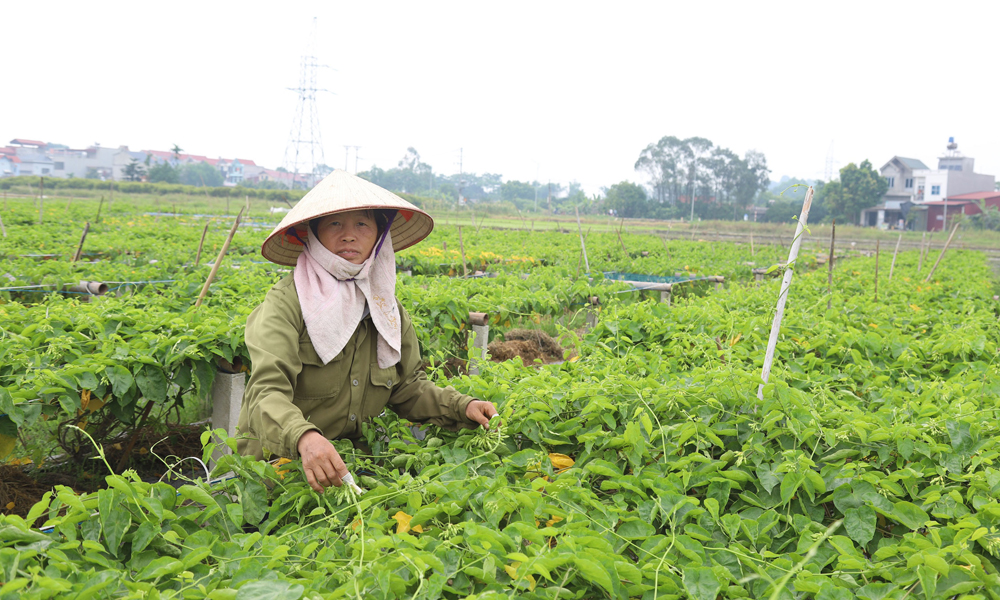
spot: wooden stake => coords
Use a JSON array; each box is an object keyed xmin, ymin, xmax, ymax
[
  {"xmin": 888, "ymin": 233, "xmax": 902, "ymax": 281},
  {"xmin": 194, "ymin": 222, "xmax": 210, "ymax": 267},
  {"xmin": 38, "ymin": 176, "xmax": 44, "ymax": 225},
  {"xmin": 758, "ymin": 187, "xmax": 814, "ymax": 401},
  {"xmin": 3, "ymin": 190, "xmax": 6, "ymax": 210},
  {"xmin": 616, "ymin": 218, "xmax": 628, "ymax": 255},
  {"xmin": 194, "ymin": 208, "xmax": 244, "ymax": 308},
  {"xmin": 516, "ymin": 207, "xmax": 527, "ymax": 231},
  {"xmin": 457, "ymin": 225, "xmax": 469, "ymax": 277},
  {"xmin": 0, "ymin": 212, "xmax": 6, "ymax": 238},
  {"xmin": 827, "ymin": 220, "xmax": 835, "ymax": 310},
  {"xmin": 750, "ymin": 226, "xmax": 755, "ymax": 257},
  {"xmin": 575, "ymin": 205, "xmax": 590, "ymax": 273},
  {"xmin": 924, "ymin": 221, "xmax": 960, "ymax": 283},
  {"xmin": 874, "ymin": 239, "xmax": 880, "ymax": 302},
  {"xmin": 917, "ymin": 231, "xmax": 927, "ymax": 273},
  {"xmin": 71, "ymin": 222, "xmax": 91, "ymax": 262},
  {"xmin": 475, "ymin": 212, "xmax": 486, "ymax": 235}
]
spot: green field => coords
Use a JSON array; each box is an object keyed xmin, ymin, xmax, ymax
[{"xmin": 3, "ymin": 190, "xmax": 1000, "ymax": 598}]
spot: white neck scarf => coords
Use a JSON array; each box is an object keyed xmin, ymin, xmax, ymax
[{"xmin": 293, "ymin": 227, "xmax": 401, "ymax": 368}]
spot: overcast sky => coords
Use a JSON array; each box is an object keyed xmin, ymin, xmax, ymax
[{"xmin": 3, "ymin": 1, "xmax": 998, "ymax": 194}]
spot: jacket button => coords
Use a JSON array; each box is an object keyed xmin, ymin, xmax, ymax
[
  {"xmin": 387, "ymin": 379, "xmax": 392, "ymax": 387},
  {"xmin": 352, "ymin": 379, "xmax": 359, "ymax": 386},
  {"xmin": 349, "ymin": 414, "xmax": 356, "ymax": 421}
]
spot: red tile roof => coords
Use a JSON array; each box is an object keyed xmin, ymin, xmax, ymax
[
  {"xmin": 947, "ymin": 191, "xmax": 1000, "ymax": 201},
  {"xmin": 235, "ymin": 158, "xmax": 256, "ymax": 166},
  {"xmin": 9, "ymin": 138, "xmax": 45, "ymax": 147}
]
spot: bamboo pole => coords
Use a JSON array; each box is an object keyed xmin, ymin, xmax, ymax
[
  {"xmin": 475, "ymin": 212, "xmax": 486, "ymax": 235},
  {"xmin": 757, "ymin": 187, "xmax": 814, "ymax": 401},
  {"xmin": 874, "ymin": 239, "xmax": 880, "ymax": 302},
  {"xmin": 0, "ymin": 213, "xmax": 6, "ymax": 238},
  {"xmin": 750, "ymin": 226, "xmax": 755, "ymax": 258},
  {"xmin": 194, "ymin": 222, "xmax": 210, "ymax": 267},
  {"xmin": 575, "ymin": 205, "xmax": 590, "ymax": 273},
  {"xmin": 617, "ymin": 218, "xmax": 628, "ymax": 255},
  {"xmin": 917, "ymin": 231, "xmax": 927, "ymax": 273},
  {"xmin": 194, "ymin": 208, "xmax": 244, "ymax": 308},
  {"xmin": 457, "ymin": 225, "xmax": 468, "ymax": 277},
  {"xmin": 38, "ymin": 177, "xmax": 44, "ymax": 225},
  {"xmin": 109, "ymin": 180, "xmax": 113, "ymax": 205},
  {"xmin": 71, "ymin": 221, "xmax": 91, "ymax": 262},
  {"xmin": 888, "ymin": 233, "xmax": 902, "ymax": 280},
  {"xmin": 95, "ymin": 197, "xmax": 104, "ymax": 224},
  {"xmin": 924, "ymin": 221, "xmax": 960, "ymax": 283},
  {"xmin": 827, "ymin": 220, "xmax": 836, "ymax": 310}
]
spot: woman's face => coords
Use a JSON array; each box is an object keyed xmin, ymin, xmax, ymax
[{"xmin": 314, "ymin": 210, "xmax": 379, "ymax": 264}]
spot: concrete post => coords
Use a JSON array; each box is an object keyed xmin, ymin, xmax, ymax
[
  {"xmin": 714, "ymin": 276, "xmax": 724, "ymax": 292},
  {"xmin": 468, "ymin": 312, "xmax": 489, "ymax": 376},
  {"xmin": 660, "ymin": 289, "xmax": 671, "ymax": 306},
  {"xmin": 211, "ymin": 370, "xmax": 245, "ymax": 464}
]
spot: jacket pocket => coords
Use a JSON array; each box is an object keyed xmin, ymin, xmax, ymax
[
  {"xmin": 365, "ymin": 365, "xmax": 398, "ymax": 419},
  {"xmin": 295, "ymin": 341, "xmax": 345, "ymax": 400}
]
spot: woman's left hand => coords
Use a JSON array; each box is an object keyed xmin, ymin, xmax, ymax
[{"xmin": 466, "ymin": 400, "xmax": 499, "ymax": 429}]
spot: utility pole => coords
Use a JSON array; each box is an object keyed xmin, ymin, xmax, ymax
[
  {"xmin": 352, "ymin": 146, "xmax": 361, "ymax": 174},
  {"xmin": 283, "ymin": 17, "xmax": 329, "ymax": 187},
  {"xmin": 343, "ymin": 145, "xmax": 350, "ymax": 171}
]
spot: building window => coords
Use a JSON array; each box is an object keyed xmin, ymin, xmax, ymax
[
  {"xmin": 55, "ymin": 162, "xmax": 64, "ymax": 170},
  {"xmin": 886, "ymin": 177, "xmax": 895, "ymax": 188},
  {"xmin": 931, "ymin": 185, "xmax": 941, "ymax": 196},
  {"xmin": 905, "ymin": 178, "xmax": 913, "ymax": 188}
]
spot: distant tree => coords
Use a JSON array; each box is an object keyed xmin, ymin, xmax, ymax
[
  {"xmin": 171, "ymin": 144, "xmax": 183, "ymax": 161},
  {"xmin": 276, "ymin": 166, "xmax": 289, "ymax": 173},
  {"xmin": 180, "ymin": 162, "xmax": 224, "ymax": 187},
  {"xmin": 604, "ymin": 181, "xmax": 648, "ymax": 218},
  {"xmin": 122, "ymin": 159, "xmax": 146, "ymax": 182},
  {"xmin": 501, "ymin": 180, "xmax": 536, "ymax": 201},
  {"xmin": 85, "ymin": 167, "xmax": 100, "ymax": 180},
  {"xmin": 822, "ymin": 160, "xmax": 887, "ymax": 224},
  {"xmin": 148, "ymin": 162, "xmax": 180, "ymax": 184}
]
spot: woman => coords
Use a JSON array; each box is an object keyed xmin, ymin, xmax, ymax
[{"xmin": 237, "ymin": 170, "xmax": 498, "ymax": 493}]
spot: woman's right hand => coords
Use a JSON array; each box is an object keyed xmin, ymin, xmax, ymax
[{"xmin": 297, "ymin": 430, "xmax": 349, "ymax": 492}]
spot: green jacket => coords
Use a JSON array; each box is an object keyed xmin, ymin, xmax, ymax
[{"xmin": 237, "ymin": 274, "xmax": 477, "ymax": 459}]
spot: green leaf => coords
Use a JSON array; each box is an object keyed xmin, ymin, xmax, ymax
[
  {"xmin": 106, "ymin": 365, "xmax": 134, "ymax": 397},
  {"xmin": 234, "ymin": 580, "xmax": 305, "ymax": 600},
  {"xmin": 946, "ymin": 419, "xmax": 974, "ymax": 456},
  {"xmin": 583, "ymin": 459, "xmax": 621, "ymax": 478},
  {"xmin": 892, "ymin": 501, "xmax": 929, "ymax": 530},
  {"xmin": 780, "ymin": 471, "xmax": 804, "ymax": 505},
  {"xmin": 574, "ymin": 557, "xmax": 614, "ymax": 596},
  {"xmin": 75, "ymin": 370, "xmax": 99, "ymax": 390},
  {"xmin": 137, "ymin": 556, "xmax": 183, "ymax": 581},
  {"xmin": 617, "ymin": 519, "xmax": 655, "ymax": 539},
  {"xmin": 131, "ymin": 521, "xmax": 158, "ymax": 555},
  {"xmin": 135, "ymin": 364, "xmax": 167, "ymax": 403},
  {"xmin": 844, "ymin": 505, "xmax": 876, "ymax": 546},
  {"xmin": 682, "ymin": 566, "xmax": 722, "ymax": 600}
]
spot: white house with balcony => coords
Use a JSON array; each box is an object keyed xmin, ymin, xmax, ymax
[{"xmin": 863, "ymin": 139, "xmax": 995, "ymax": 229}]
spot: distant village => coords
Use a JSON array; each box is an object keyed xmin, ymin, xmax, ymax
[
  {"xmin": 0, "ymin": 138, "xmax": 301, "ymax": 188},
  {"xmin": 2, "ymin": 136, "xmax": 998, "ymax": 233}
]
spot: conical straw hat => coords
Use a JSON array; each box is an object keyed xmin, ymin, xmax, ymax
[{"xmin": 261, "ymin": 169, "xmax": 434, "ymax": 266}]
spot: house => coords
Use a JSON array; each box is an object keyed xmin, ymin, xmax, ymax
[
  {"xmin": 0, "ymin": 155, "xmax": 20, "ymax": 177},
  {"xmin": 49, "ymin": 145, "xmax": 117, "ymax": 179},
  {"xmin": 923, "ymin": 191, "xmax": 1000, "ymax": 232},
  {"xmin": 862, "ymin": 139, "xmax": 995, "ymax": 230}
]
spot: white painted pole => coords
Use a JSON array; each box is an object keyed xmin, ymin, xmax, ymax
[
  {"xmin": 888, "ymin": 233, "xmax": 902, "ymax": 280},
  {"xmin": 574, "ymin": 205, "xmax": 590, "ymax": 273},
  {"xmin": 757, "ymin": 187, "xmax": 814, "ymax": 400}
]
